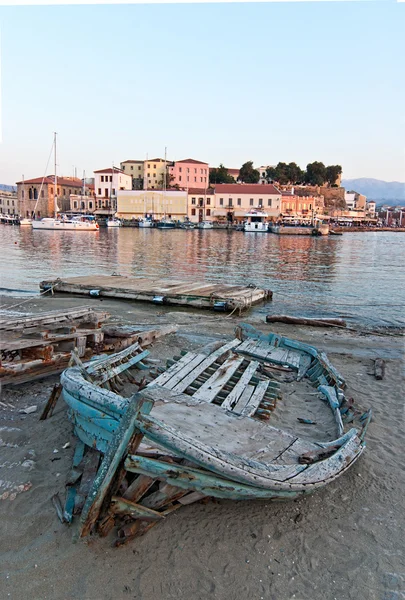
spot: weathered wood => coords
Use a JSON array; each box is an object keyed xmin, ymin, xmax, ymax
[
  {"xmin": 240, "ymin": 380, "xmax": 270, "ymax": 417},
  {"xmin": 192, "ymin": 355, "xmax": 245, "ymax": 403},
  {"xmin": 220, "ymin": 361, "xmax": 260, "ymax": 410},
  {"xmin": 0, "ymin": 306, "xmax": 109, "ymax": 332},
  {"xmin": 265, "ymin": 315, "xmax": 347, "ymax": 328},
  {"xmin": 40, "ymin": 383, "xmax": 63, "ymax": 420},
  {"xmin": 111, "ymin": 496, "xmax": 164, "ymax": 521},
  {"xmin": 74, "ymin": 449, "xmax": 101, "ymax": 515},
  {"xmin": 123, "ymin": 475, "xmax": 155, "ymax": 502},
  {"xmin": 374, "ymin": 358, "xmax": 385, "ymax": 380},
  {"xmin": 79, "ymin": 394, "xmax": 153, "ymax": 538}
]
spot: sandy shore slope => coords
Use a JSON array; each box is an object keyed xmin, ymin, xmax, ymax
[{"xmin": 0, "ymin": 295, "xmax": 404, "ymax": 600}]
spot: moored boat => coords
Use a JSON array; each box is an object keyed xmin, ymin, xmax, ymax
[
  {"xmin": 243, "ymin": 210, "xmax": 269, "ymax": 232},
  {"xmin": 138, "ymin": 217, "xmax": 153, "ymax": 228},
  {"xmin": 107, "ymin": 218, "xmax": 121, "ymax": 228},
  {"xmin": 157, "ymin": 218, "xmax": 176, "ymax": 229},
  {"xmin": 198, "ymin": 221, "xmax": 213, "ymax": 229},
  {"xmin": 19, "ymin": 218, "xmax": 32, "ymax": 226}
]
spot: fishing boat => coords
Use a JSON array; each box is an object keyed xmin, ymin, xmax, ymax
[
  {"xmin": 157, "ymin": 218, "xmax": 176, "ymax": 229},
  {"xmin": 59, "ymin": 323, "xmax": 370, "ymax": 545},
  {"xmin": 32, "ymin": 134, "xmax": 99, "ymax": 232},
  {"xmin": 198, "ymin": 221, "xmax": 213, "ymax": 230},
  {"xmin": 107, "ymin": 218, "xmax": 121, "ymax": 228},
  {"xmin": 243, "ymin": 210, "xmax": 269, "ymax": 232},
  {"xmin": 179, "ymin": 220, "xmax": 196, "ymax": 230},
  {"xmin": 138, "ymin": 217, "xmax": 153, "ymax": 228},
  {"xmin": 0, "ymin": 214, "xmax": 19, "ymax": 225}
]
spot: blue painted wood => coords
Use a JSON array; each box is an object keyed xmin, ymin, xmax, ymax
[
  {"xmin": 64, "ymin": 440, "xmax": 85, "ymax": 523},
  {"xmin": 124, "ymin": 455, "xmax": 306, "ymax": 500},
  {"xmin": 79, "ymin": 393, "xmax": 153, "ymax": 538}
]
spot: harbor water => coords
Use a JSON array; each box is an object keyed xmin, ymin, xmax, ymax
[{"xmin": 0, "ymin": 227, "xmax": 404, "ymax": 329}]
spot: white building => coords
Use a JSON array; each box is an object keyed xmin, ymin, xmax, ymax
[
  {"xmin": 257, "ymin": 165, "xmax": 275, "ymax": 185},
  {"xmin": 93, "ymin": 167, "xmax": 132, "ymax": 215}
]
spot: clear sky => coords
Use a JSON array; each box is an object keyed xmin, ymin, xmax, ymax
[{"xmin": 0, "ymin": 1, "xmax": 403, "ymax": 185}]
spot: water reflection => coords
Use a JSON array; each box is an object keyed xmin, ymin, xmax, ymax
[{"xmin": 0, "ymin": 227, "xmax": 404, "ymax": 327}]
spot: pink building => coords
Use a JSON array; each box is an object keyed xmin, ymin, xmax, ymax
[{"xmin": 169, "ymin": 159, "xmax": 209, "ymax": 189}]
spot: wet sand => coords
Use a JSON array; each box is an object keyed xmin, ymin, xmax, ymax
[{"xmin": 0, "ymin": 295, "xmax": 404, "ymax": 600}]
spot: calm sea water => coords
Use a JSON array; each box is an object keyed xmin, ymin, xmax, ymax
[{"xmin": 0, "ymin": 227, "xmax": 404, "ymax": 329}]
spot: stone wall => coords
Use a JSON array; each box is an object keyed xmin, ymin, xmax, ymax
[{"xmin": 292, "ymin": 186, "xmax": 346, "ymax": 210}]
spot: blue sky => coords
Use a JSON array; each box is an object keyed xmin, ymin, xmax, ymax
[{"xmin": 0, "ymin": 2, "xmax": 404, "ymax": 185}]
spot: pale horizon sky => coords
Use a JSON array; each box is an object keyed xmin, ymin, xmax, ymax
[{"xmin": 0, "ymin": 2, "xmax": 404, "ymax": 185}]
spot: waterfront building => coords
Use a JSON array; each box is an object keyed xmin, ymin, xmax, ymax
[
  {"xmin": 143, "ymin": 158, "xmax": 170, "ymax": 190},
  {"xmin": 0, "ymin": 190, "xmax": 18, "ymax": 216},
  {"xmin": 281, "ymin": 190, "xmax": 324, "ymax": 220},
  {"xmin": 345, "ymin": 191, "xmax": 367, "ymax": 211},
  {"xmin": 187, "ymin": 188, "xmax": 215, "ymax": 223},
  {"xmin": 212, "ymin": 184, "xmax": 281, "ymax": 223},
  {"xmin": 116, "ymin": 189, "xmax": 187, "ymax": 221},
  {"xmin": 16, "ymin": 176, "xmax": 83, "ymax": 218},
  {"xmin": 168, "ymin": 159, "xmax": 209, "ymax": 189},
  {"xmin": 94, "ymin": 167, "xmax": 132, "ymax": 216},
  {"xmin": 257, "ymin": 166, "xmax": 276, "ymax": 185},
  {"xmin": 120, "ymin": 160, "xmax": 144, "ymax": 190},
  {"xmin": 69, "ymin": 184, "xmax": 96, "ymax": 214}
]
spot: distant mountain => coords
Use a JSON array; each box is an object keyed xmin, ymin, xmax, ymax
[
  {"xmin": 0, "ymin": 184, "xmax": 17, "ymax": 192},
  {"xmin": 342, "ymin": 178, "xmax": 405, "ymax": 205}
]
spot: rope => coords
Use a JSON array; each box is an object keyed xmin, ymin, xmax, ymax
[{"xmin": 0, "ymin": 281, "xmax": 60, "ymax": 311}]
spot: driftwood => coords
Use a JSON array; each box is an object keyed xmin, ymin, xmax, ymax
[
  {"xmin": 374, "ymin": 358, "xmax": 386, "ymax": 380},
  {"xmin": 265, "ymin": 315, "xmax": 347, "ymax": 328}
]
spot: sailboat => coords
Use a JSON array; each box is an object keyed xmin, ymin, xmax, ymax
[
  {"xmin": 157, "ymin": 147, "xmax": 176, "ymax": 229},
  {"xmin": 32, "ymin": 133, "xmax": 99, "ymax": 231},
  {"xmin": 19, "ymin": 175, "xmax": 33, "ymax": 226},
  {"xmin": 139, "ymin": 190, "xmax": 153, "ymax": 227}
]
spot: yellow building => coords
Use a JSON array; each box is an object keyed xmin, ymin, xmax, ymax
[
  {"xmin": 116, "ymin": 189, "xmax": 187, "ymax": 220},
  {"xmin": 120, "ymin": 160, "xmax": 144, "ymax": 189},
  {"xmin": 143, "ymin": 158, "xmax": 168, "ymax": 189}
]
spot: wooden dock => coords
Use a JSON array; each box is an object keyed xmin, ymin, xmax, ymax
[{"xmin": 40, "ymin": 275, "xmax": 272, "ymax": 312}]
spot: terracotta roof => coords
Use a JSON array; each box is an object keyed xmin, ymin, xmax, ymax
[
  {"xmin": 121, "ymin": 159, "xmax": 143, "ymax": 164},
  {"xmin": 176, "ymin": 159, "xmax": 208, "ymax": 165},
  {"xmin": 16, "ymin": 176, "xmax": 83, "ymax": 187},
  {"xmin": 213, "ymin": 184, "xmax": 281, "ymax": 195},
  {"xmin": 146, "ymin": 158, "xmax": 166, "ymax": 163},
  {"xmin": 187, "ymin": 188, "xmax": 215, "ymax": 195},
  {"xmin": 94, "ymin": 167, "xmax": 125, "ymax": 174}
]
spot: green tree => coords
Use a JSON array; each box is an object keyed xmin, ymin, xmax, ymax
[
  {"xmin": 239, "ymin": 161, "xmax": 260, "ymax": 184},
  {"xmin": 287, "ymin": 162, "xmax": 305, "ymax": 184},
  {"xmin": 209, "ymin": 164, "xmax": 235, "ymax": 185},
  {"xmin": 266, "ymin": 162, "xmax": 304, "ymax": 185},
  {"xmin": 305, "ymin": 162, "xmax": 327, "ymax": 186},
  {"xmin": 325, "ymin": 165, "xmax": 342, "ymax": 186}
]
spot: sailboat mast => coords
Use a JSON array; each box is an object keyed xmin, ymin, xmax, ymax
[
  {"xmin": 54, "ymin": 132, "xmax": 57, "ymax": 218},
  {"xmin": 163, "ymin": 147, "xmax": 167, "ymax": 219}
]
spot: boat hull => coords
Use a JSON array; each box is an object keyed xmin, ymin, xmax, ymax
[{"xmin": 32, "ymin": 219, "xmax": 98, "ymax": 231}]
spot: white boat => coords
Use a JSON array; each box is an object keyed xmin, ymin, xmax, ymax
[
  {"xmin": 198, "ymin": 221, "xmax": 213, "ymax": 230},
  {"xmin": 107, "ymin": 218, "xmax": 121, "ymax": 228},
  {"xmin": 32, "ymin": 216, "xmax": 99, "ymax": 231},
  {"xmin": 19, "ymin": 218, "xmax": 32, "ymax": 226},
  {"xmin": 31, "ymin": 133, "xmax": 99, "ymax": 232},
  {"xmin": 138, "ymin": 217, "xmax": 153, "ymax": 228},
  {"xmin": 243, "ymin": 210, "xmax": 269, "ymax": 232}
]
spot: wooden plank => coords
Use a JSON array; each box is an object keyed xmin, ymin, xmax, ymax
[
  {"xmin": 74, "ymin": 449, "xmax": 101, "ymax": 515},
  {"xmin": 122, "ymin": 475, "xmax": 155, "ymax": 502},
  {"xmin": 0, "ymin": 306, "xmax": 106, "ymax": 331},
  {"xmin": 111, "ymin": 496, "xmax": 164, "ymax": 521},
  {"xmin": 240, "ymin": 380, "xmax": 270, "ymax": 417},
  {"xmin": 231, "ymin": 385, "xmax": 255, "ymax": 414},
  {"xmin": 151, "ymin": 352, "xmax": 199, "ymax": 386},
  {"xmin": 1, "ymin": 328, "xmax": 104, "ymax": 352},
  {"xmin": 160, "ymin": 354, "xmax": 208, "ymax": 390},
  {"xmin": 92, "ymin": 350, "xmax": 150, "ymax": 384},
  {"xmin": 191, "ymin": 355, "xmax": 245, "ymax": 402},
  {"xmin": 221, "ymin": 361, "xmax": 260, "ymax": 410},
  {"xmin": 79, "ymin": 393, "xmax": 153, "ymax": 538},
  {"xmin": 85, "ymin": 342, "xmax": 140, "ymax": 374},
  {"xmin": 171, "ymin": 339, "xmax": 242, "ymax": 393}
]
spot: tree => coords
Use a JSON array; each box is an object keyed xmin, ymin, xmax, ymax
[
  {"xmin": 239, "ymin": 161, "xmax": 260, "ymax": 184},
  {"xmin": 158, "ymin": 172, "xmax": 175, "ymax": 189},
  {"xmin": 286, "ymin": 162, "xmax": 305, "ymax": 185},
  {"xmin": 209, "ymin": 164, "xmax": 235, "ymax": 185},
  {"xmin": 305, "ymin": 162, "xmax": 327, "ymax": 186},
  {"xmin": 266, "ymin": 162, "xmax": 304, "ymax": 185},
  {"xmin": 325, "ymin": 165, "xmax": 342, "ymax": 186}
]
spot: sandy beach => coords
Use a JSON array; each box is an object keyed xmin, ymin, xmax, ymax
[{"xmin": 0, "ymin": 295, "xmax": 404, "ymax": 600}]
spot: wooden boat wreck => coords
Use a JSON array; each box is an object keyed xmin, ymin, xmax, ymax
[{"xmin": 58, "ymin": 324, "xmax": 371, "ymax": 546}]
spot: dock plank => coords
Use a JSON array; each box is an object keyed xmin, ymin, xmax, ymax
[
  {"xmin": 192, "ymin": 355, "xmax": 245, "ymax": 402},
  {"xmin": 221, "ymin": 361, "xmax": 260, "ymax": 410}
]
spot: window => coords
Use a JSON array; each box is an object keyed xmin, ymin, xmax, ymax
[
  {"xmin": 51, "ymin": 187, "xmax": 53, "ymax": 194},
  {"xmin": 105, "ymin": 188, "xmax": 109, "ymax": 197},
  {"xmin": 112, "ymin": 189, "xmax": 116, "ymax": 196},
  {"xmin": 34, "ymin": 189, "xmax": 38, "ymax": 200},
  {"xmin": 194, "ymin": 177, "xmax": 196, "ymax": 182},
  {"xmin": 179, "ymin": 167, "xmax": 182, "ymax": 173},
  {"xmin": 201, "ymin": 169, "xmax": 203, "ymax": 174},
  {"xmin": 73, "ymin": 201, "xmax": 77, "ymax": 208},
  {"xmin": 57, "ymin": 188, "xmax": 60, "ymax": 195},
  {"xmin": 110, "ymin": 176, "xmax": 113, "ymax": 182},
  {"xmin": 22, "ymin": 190, "xmax": 24, "ymax": 199},
  {"xmin": 259, "ymin": 198, "xmax": 263, "ymax": 207},
  {"xmin": 69, "ymin": 189, "xmax": 71, "ymax": 195},
  {"xmin": 98, "ymin": 188, "xmax": 101, "ymax": 195},
  {"xmin": 138, "ymin": 166, "xmax": 141, "ymax": 170},
  {"xmin": 29, "ymin": 188, "xmax": 32, "ymax": 200},
  {"xmin": 199, "ymin": 198, "xmax": 204, "ymax": 206},
  {"xmin": 187, "ymin": 176, "xmax": 189, "ymax": 182},
  {"xmin": 206, "ymin": 209, "xmax": 211, "ymax": 216},
  {"xmin": 191, "ymin": 208, "xmax": 196, "ymax": 216},
  {"xmin": 41, "ymin": 190, "xmax": 44, "ymax": 198},
  {"xmin": 63, "ymin": 189, "xmax": 65, "ymax": 196},
  {"xmin": 187, "ymin": 168, "xmax": 189, "ymax": 173},
  {"xmin": 131, "ymin": 166, "xmax": 133, "ymax": 170},
  {"xmin": 153, "ymin": 173, "xmax": 156, "ymax": 178},
  {"xmin": 101, "ymin": 176, "xmax": 104, "ymax": 182},
  {"xmin": 219, "ymin": 198, "xmax": 224, "ymax": 206},
  {"xmin": 148, "ymin": 164, "xmax": 150, "ymax": 168},
  {"xmin": 267, "ymin": 199, "xmax": 272, "ymax": 207},
  {"xmin": 200, "ymin": 177, "xmax": 203, "ymax": 182},
  {"xmin": 207, "ymin": 198, "xmax": 211, "ymax": 205},
  {"xmin": 147, "ymin": 173, "xmax": 150, "ymax": 177},
  {"xmin": 179, "ymin": 176, "xmax": 182, "ymax": 182},
  {"xmin": 250, "ymin": 199, "xmax": 254, "ymax": 206},
  {"xmin": 89, "ymin": 201, "xmax": 93, "ymax": 209},
  {"xmin": 191, "ymin": 198, "xmax": 196, "ymax": 205},
  {"xmin": 194, "ymin": 168, "xmax": 197, "ymax": 173},
  {"xmin": 229, "ymin": 198, "xmax": 233, "ymax": 207},
  {"xmin": 237, "ymin": 198, "xmax": 241, "ymax": 206}
]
